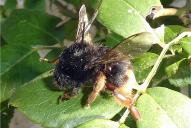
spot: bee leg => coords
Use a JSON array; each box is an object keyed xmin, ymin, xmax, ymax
[
  {"xmin": 129, "ymin": 106, "xmax": 141, "ymax": 120},
  {"xmin": 40, "ymin": 57, "xmax": 59, "ymax": 65},
  {"xmin": 113, "ymin": 91, "xmax": 133, "ymax": 108},
  {"xmin": 57, "ymin": 92, "xmax": 70, "ymax": 104},
  {"xmin": 113, "ymin": 92, "xmax": 141, "ymax": 120},
  {"xmin": 57, "ymin": 87, "xmax": 79, "ymax": 104},
  {"xmin": 86, "ymin": 72, "xmax": 106, "ymax": 107}
]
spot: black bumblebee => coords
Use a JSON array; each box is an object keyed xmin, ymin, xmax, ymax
[{"xmin": 41, "ymin": 4, "xmax": 144, "ymax": 119}]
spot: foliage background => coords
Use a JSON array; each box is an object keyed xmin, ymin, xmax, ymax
[{"xmin": 0, "ymin": 0, "xmax": 191, "ymax": 128}]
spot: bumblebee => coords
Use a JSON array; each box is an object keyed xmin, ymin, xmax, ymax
[{"xmin": 41, "ymin": 5, "xmax": 141, "ymax": 119}]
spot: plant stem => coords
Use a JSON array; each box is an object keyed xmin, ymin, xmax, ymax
[
  {"xmin": 118, "ymin": 108, "xmax": 130, "ymax": 124},
  {"xmin": 118, "ymin": 31, "xmax": 191, "ymax": 124},
  {"xmin": 141, "ymin": 31, "xmax": 191, "ymax": 90}
]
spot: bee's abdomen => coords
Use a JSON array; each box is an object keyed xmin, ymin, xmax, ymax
[
  {"xmin": 106, "ymin": 60, "xmax": 133, "ymax": 87},
  {"xmin": 53, "ymin": 43, "xmax": 108, "ymax": 90}
]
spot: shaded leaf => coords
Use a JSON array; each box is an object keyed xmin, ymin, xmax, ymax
[
  {"xmin": 104, "ymin": 33, "xmax": 124, "ymax": 48},
  {"xmin": 0, "ymin": 9, "xmax": 61, "ymax": 102},
  {"xmin": 180, "ymin": 37, "xmax": 191, "ymax": 55},
  {"xmin": 165, "ymin": 58, "xmax": 186, "ymax": 77},
  {"xmin": 0, "ymin": 100, "xmax": 14, "ymax": 128},
  {"xmin": 9, "ymin": 72, "xmax": 123, "ymax": 128},
  {"xmin": 168, "ymin": 59, "xmax": 191, "ymax": 87},
  {"xmin": 76, "ymin": 119, "xmax": 120, "ymax": 128},
  {"xmin": 25, "ymin": 0, "xmax": 45, "ymax": 11},
  {"xmin": 119, "ymin": 124, "xmax": 130, "ymax": 128},
  {"xmin": 132, "ymin": 52, "xmax": 158, "ymax": 83},
  {"xmin": 0, "ymin": 52, "xmax": 52, "ymax": 102},
  {"xmin": 65, "ymin": 0, "xmax": 81, "ymax": 7},
  {"xmin": 136, "ymin": 87, "xmax": 191, "ymax": 128},
  {"xmin": 124, "ymin": 114, "xmax": 136, "ymax": 128},
  {"xmin": 151, "ymin": 54, "xmax": 185, "ymax": 88},
  {"xmin": 2, "ymin": 9, "xmax": 61, "ymax": 46},
  {"xmin": 164, "ymin": 25, "xmax": 188, "ymax": 42}
]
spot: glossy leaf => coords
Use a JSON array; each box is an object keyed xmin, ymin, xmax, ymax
[
  {"xmin": 136, "ymin": 87, "xmax": 191, "ymax": 128},
  {"xmin": 98, "ymin": 0, "xmax": 161, "ymax": 39},
  {"xmin": 9, "ymin": 72, "xmax": 123, "ymax": 128}
]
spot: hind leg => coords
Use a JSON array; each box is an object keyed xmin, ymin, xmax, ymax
[{"xmin": 86, "ymin": 72, "xmax": 106, "ymax": 107}]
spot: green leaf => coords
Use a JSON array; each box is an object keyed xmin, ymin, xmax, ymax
[
  {"xmin": 119, "ymin": 124, "xmax": 130, "ymax": 128},
  {"xmin": 0, "ymin": 100, "xmax": 14, "ymax": 128},
  {"xmin": 9, "ymin": 72, "xmax": 123, "ymax": 128},
  {"xmin": 25, "ymin": 0, "xmax": 46, "ymax": 11},
  {"xmin": 151, "ymin": 54, "xmax": 184, "ymax": 89},
  {"xmin": 165, "ymin": 58, "xmax": 186, "ymax": 77},
  {"xmin": 136, "ymin": 87, "xmax": 191, "ymax": 128},
  {"xmin": 76, "ymin": 119, "xmax": 120, "ymax": 128},
  {"xmin": 165, "ymin": 25, "xmax": 188, "ymax": 42},
  {"xmin": 104, "ymin": 33, "xmax": 124, "ymax": 48},
  {"xmin": 2, "ymin": 9, "xmax": 61, "ymax": 46},
  {"xmin": 180, "ymin": 37, "xmax": 191, "ymax": 55},
  {"xmin": 0, "ymin": 0, "xmax": 17, "ymax": 20},
  {"xmin": 0, "ymin": 51, "xmax": 53, "ymax": 102},
  {"xmin": 0, "ymin": 9, "xmax": 61, "ymax": 102},
  {"xmin": 65, "ymin": 0, "xmax": 81, "ymax": 7},
  {"xmin": 132, "ymin": 52, "xmax": 159, "ymax": 83},
  {"xmin": 124, "ymin": 114, "xmax": 136, "ymax": 128},
  {"xmin": 168, "ymin": 59, "xmax": 191, "ymax": 87},
  {"xmin": 98, "ymin": 0, "xmax": 161, "ymax": 38}
]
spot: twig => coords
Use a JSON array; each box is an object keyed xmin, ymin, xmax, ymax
[
  {"xmin": 118, "ymin": 108, "xmax": 130, "ymax": 124},
  {"xmin": 141, "ymin": 31, "xmax": 191, "ymax": 90},
  {"xmin": 118, "ymin": 31, "xmax": 191, "ymax": 124}
]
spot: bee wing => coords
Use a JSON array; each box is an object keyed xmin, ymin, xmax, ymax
[
  {"xmin": 97, "ymin": 50, "xmax": 129, "ymax": 64},
  {"xmin": 91, "ymin": 32, "xmax": 157, "ymax": 65},
  {"xmin": 75, "ymin": 5, "xmax": 92, "ymax": 44},
  {"xmin": 112, "ymin": 32, "xmax": 157, "ymax": 59}
]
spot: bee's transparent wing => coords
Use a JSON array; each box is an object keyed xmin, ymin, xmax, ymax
[
  {"xmin": 111, "ymin": 32, "xmax": 158, "ymax": 59},
  {"xmin": 91, "ymin": 32, "xmax": 157, "ymax": 66},
  {"xmin": 75, "ymin": 5, "xmax": 92, "ymax": 44}
]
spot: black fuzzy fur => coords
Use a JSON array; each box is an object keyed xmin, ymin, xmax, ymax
[
  {"xmin": 53, "ymin": 42, "xmax": 132, "ymax": 91},
  {"xmin": 106, "ymin": 61, "xmax": 132, "ymax": 86},
  {"xmin": 53, "ymin": 43, "xmax": 108, "ymax": 90}
]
